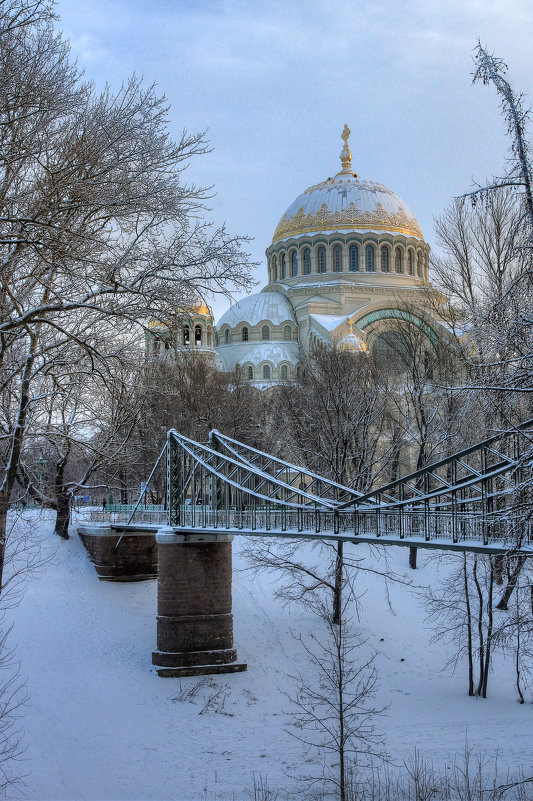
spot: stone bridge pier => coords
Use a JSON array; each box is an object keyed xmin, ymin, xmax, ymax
[{"xmin": 152, "ymin": 527, "xmax": 247, "ymax": 677}]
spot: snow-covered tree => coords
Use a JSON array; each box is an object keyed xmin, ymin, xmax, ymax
[{"xmin": 0, "ymin": 1, "xmax": 254, "ymax": 584}]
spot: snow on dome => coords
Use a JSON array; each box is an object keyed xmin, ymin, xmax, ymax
[
  {"xmin": 337, "ymin": 332, "xmax": 367, "ymax": 353},
  {"xmin": 217, "ymin": 291, "xmax": 296, "ymax": 329},
  {"xmin": 239, "ymin": 342, "xmax": 299, "ymax": 367},
  {"xmin": 272, "ymin": 126, "xmax": 423, "ymax": 243}
]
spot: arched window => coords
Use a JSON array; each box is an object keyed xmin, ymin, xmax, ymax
[
  {"xmin": 417, "ymin": 252, "xmax": 423, "ymax": 277},
  {"xmin": 207, "ymin": 331, "xmax": 212, "ymax": 346},
  {"xmin": 317, "ymin": 246, "xmax": 326, "ymax": 273},
  {"xmin": 381, "ymin": 246, "xmax": 390, "ymax": 272},
  {"xmin": 349, "ymin": 244, "xmax": 359, "ymax": 272},
  {"xmin": 303, "ymin": 248, "xmax": 311, "ymax": 275},
  {"xmin": 280, "ymin": 253, "xmax": 286, "ymax": 279},
  {"xmin": 365, "ymin": 245, "xmax": 375, "ymax": 272},
  {"xmin": 225, "ymin": 328, "xmax": 230, "ymax": 344},
  {"xmin": 272, "ymin": 255, "xmax": 277, "ymax": 281},
  {"xmin": 195, "ymin": 325, "xmax": 202, "ymax": 345},
  {"xmin": 262, "ymin": 365, "xmax": 271, "ymax": 380},
  {"xmin": 408, "ymin": 250, "xmax": 414, "ymax": 276},
  {"xmin": 291, "ymin": 250, "xmax": 298, "ymax": 276},
  {"xmin": 241, "ymin": 326, "xmax": 248, "ymax": 342},
  {"xmin": 395, "ymin": 247, "xmax": 403, "ymax": 273},
  {"xmin": 261, "ymin": 325, "xmax": 270, "ymax": 341},
  {"xmin": 247, "ymin": 365, "xmax": 253, "ymax": 380},
  {"xmin": 183, "ymin": 326, "xmax": 190, "ymax": 345},
  {"xmin": 284, "ymin": 325, "xmax": 292, "ymax": 341},
  {"xmin": 280, "ymin": 364, "xmax": 288, "ymax": 380},
  {"xmin": 333, "ymin": 244, "xmax": 342, "ymax": 272}
]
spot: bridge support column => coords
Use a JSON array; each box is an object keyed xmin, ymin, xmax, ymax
[{"xmin": 152, "ymin": 528, "xmax": 247, "ymax": 677}]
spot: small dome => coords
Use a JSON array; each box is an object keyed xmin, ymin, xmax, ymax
[
  {"xmin": 217, "ymin": 291, "xmax": 296, "ymax": 329},
  {"xmin": 272, "ymin": 126, "xmax": 423, "ymax": 244},
  {"xmin": 239, "ymin": 342, "xmax": 299, "ymax": 368},
  {"xmin": 338, "ymin": 333, "xmax": 367, "ymax": 353}
]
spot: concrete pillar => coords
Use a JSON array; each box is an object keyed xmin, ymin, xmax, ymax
[{"xmin": 152, "ymin": 528, "xmax": 247, "ymax": 677}]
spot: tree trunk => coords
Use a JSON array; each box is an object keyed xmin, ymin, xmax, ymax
[
  {"xmin": 495, "ymin": 556, "xmax": 526, "ymax": 610},
  {"xmin": 53, "ymin": 458, "xmax": 70, "ymax": 539},
  {"xmin": 463, "ymin": 555, "xmax": 475, "ymax": 697},
  {"xmin": 494, "ymin": 554, "xmax": 504, "ymax": 585},
  {"xmin": 333, "ymin": 541, "xmax": 343, "ymax": 625},
  {"xmin": 0, "ymin": 503, "xmax": 8, "ymax": 592},
  {"xmin": 473, "ymin": 557, "xmax": 485, "ymax": 697},
  {"xmin": 481, "ymin": 559, "xmax": 494, "ymax": 698},
  {"xmin": 54, "ymin": 491, "xmax": 71, "ymax": 539}
]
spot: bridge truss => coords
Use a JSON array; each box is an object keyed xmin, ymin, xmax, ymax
[{"xmin": 124, "ymin": 420, "xmax": 533, "ymax": 555}]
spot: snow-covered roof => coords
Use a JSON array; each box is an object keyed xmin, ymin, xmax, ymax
[
  {"xmin": 272, "ymin": 173, "xmax": 423, "ymax": 243},
  {"xmin": 237, "ymin": 342, "xmax": 299, "ymax": 367},
  {"xmin": 309, "ymin": 313, "xmax": 349, "ymax": 332},
  {"xmin": 215, "ymin": 340, "xmax": 300, "ymax": 372},
  {"xmin": 217, "ymin": 291, "xmax": 296, "ymax": 328}
]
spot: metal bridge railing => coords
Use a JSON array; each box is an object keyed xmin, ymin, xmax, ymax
[{"xmin": 109, "ymin": 421, "xmax": 533, "ymax": 553}]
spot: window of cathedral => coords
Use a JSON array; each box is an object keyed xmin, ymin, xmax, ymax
[
  {"xmin": 242, "ymin": 326, "xmax": 248, "ymax": 342},
  {"xmin": 247, "ymin": 365, "xmax": 253, "ymax": 380},
  {"xmin": 395, "ymin": 247, "xmax": 403, "ymax": 273},
  {"xmin": 183, "ymin": 326, "xmax": 190, "ymax": 345},
  {"xmin": 272, "ymin": 255, "xmax": 277, "ymax": 280},
  {"xmin": 417, "ymin": 252, "xmax": 423, "ymax": 277},
  {"xmin": 333, "ymin": 244, "xmax": 342, "ymax": 272},
  {"xmin": 284, "ymin": 325, "xmax": 292, "ymax": 341},
  {"xmin": 280, "ymin": 364, "xmax": 288, "ymax": 380},
  {"xmin": 280, "ymin": 253, "xmax": 286, "ymax": 279},
  {"xmin": 195, "ymin": 325, "xmax": 202, "ymax": 345},
  {"xmin": 408, "ymin": 250, "xmax": 414, "ymax": 276},
  {"xmin": 291, "ymin": 250, "xmax": 298, "ymax": 276},
  {"xmin": 317, "ymin": 246, "xmax": 326, "ymax": 273},
  {"xmin": 303, "ymin": 248, "xmax": 311, "ymax": 274},
  {"xmin": 349, "ymin": 244, "xmax": 359, "ymax": 272},
  {"xmin": 372, "ymin": 329, "xmax": 413, "ymax": 375},
  {"xmin": 262, "ymin": 365, "xmax": 271, "ymax": 380},
  {"xmin": 261, "ymin": 325, "xmax": 270, "ymax": 341},
  {"xmin": 225, "ymin": 328, "xmax": 230, "ymax": 344},
  {"xmin": 381, "ymin": 246, "xmax": 390, "ymax": 272},
  {"xmin": 207, "ymin": 331, "xmax": 212, "ymax": 347},
  {"xmin": 365, "ymin": 245, "xmax": 375, "ymax": 271}
]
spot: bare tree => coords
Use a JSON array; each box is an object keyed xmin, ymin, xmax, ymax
[
  {"xmin": 425, "ymin": 553, "xmax": 498, "ymax": 698},
  {"xmin": 257, "ymin": 346, "xmax": 391, "ymax": 623},
  {"xmin": 285, "ymin": 581, "xmax": 386, "ymax": 801},
  {"xmin": 0, "ymin": 0, "xmax": 255, "ymax": 584}
]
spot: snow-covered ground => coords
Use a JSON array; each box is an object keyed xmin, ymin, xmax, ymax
[{"xmin": 6, "ymin": 510, "xmax": 533, "ymax": 800}]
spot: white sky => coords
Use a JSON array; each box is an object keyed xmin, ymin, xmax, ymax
[{"xmin": 55, "ymin": 0, "xmax": 533, "ymax": 314}]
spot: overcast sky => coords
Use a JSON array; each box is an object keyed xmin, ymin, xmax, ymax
[{"xmin": 55, "ymin": 0, "xmax": 533, "ymax": 314}]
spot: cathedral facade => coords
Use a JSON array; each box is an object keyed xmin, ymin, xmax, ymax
[{"xmin": 148, "ymin": 127, "xmax": 448, "ymax": 381}]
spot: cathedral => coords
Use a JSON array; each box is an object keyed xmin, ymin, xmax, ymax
[{"xmin": 148, "ymin": 126, "xmax": 448, "ymax": 382}]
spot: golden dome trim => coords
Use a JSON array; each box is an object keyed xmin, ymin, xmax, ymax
[{"xmin": 272, "ymin": 201, "xmax": 423, "ymax": 243}]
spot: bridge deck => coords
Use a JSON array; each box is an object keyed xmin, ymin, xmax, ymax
[{"xmin": 103, "ymin": 522, "xmax": 533, "ymax": 556}]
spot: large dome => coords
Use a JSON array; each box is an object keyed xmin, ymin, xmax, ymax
[{"xmin": 272, "ymin": 126, "xmax": 423, "ymax": 244}]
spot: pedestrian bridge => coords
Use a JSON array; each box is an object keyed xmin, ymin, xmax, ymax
[
  {"xmin": 80, "ymin": 420, "xmax": 533, "ymax": 676},
  {"xmin": 114, "ymin": 419, "xmax": 533, "ymax": 555}
]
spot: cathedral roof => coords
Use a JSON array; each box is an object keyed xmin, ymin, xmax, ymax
[
  {"xmin": 272, "ymin": 125, "xmax": 423, "ymax": 244},
  {"xmin": 217, "ymin": 291, "xmax": 296, "ymax": 328},
  {"xmin": 239, "ymin": 342, "xmax": 299, "ymax": 367}
]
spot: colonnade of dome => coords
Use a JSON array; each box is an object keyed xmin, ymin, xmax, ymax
[{"xmin": 266, "ymin": 236, "xmax": 429, "ymax": 284}]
